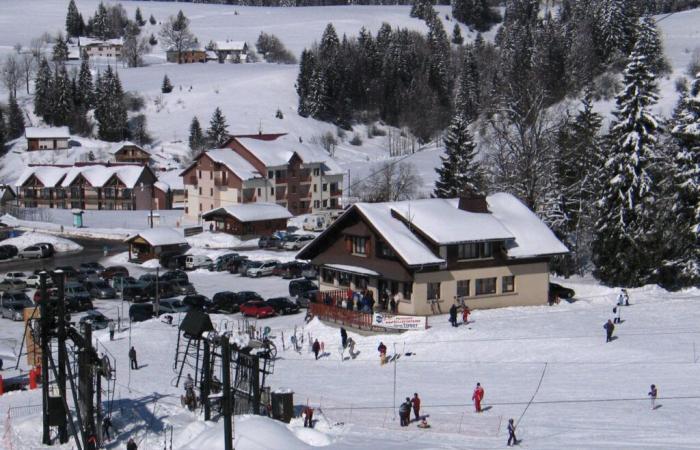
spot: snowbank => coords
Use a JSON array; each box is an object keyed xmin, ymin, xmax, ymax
[
  {"xmin": 186, "ymin": 231, "xmax": 259, "ymax": 250},
  {"xmin": 0, "ymin": 231, "xmax": 82, "ymax": 253}
]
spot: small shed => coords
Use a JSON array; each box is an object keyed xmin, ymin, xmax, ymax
[
  {"xmin": 25, "ymin": 127, "xmax": 70, "ymax": 150},
  {"xmin": 124, "ymin": 228, "xmax": 189, "ymax": 263},
  {"xmin": 201, "ymin": 203, "xmax": 292, "ymax": 238}
]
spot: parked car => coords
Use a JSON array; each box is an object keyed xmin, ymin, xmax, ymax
[
  {"xmin": 52, "ymin": 266, "xmax": 79, "ymax": 283},
  {"xmin": 0, "ymin": 245, "xmax": 18, "ymax": 259},
  {"xmin": 258, "ymin": 235, "xmax": 281, "ymax": 249},
  {"xmin": 169, "ymin": 279, "xmax": 196, "ymax": 296},
  {"xmin": 84, "ymin": 280, "xmax": 116, "ymax": 299},
  {"xmin": 102, "ymin": 266, "xmax": 129, "ymax": 280},
  {"xmin": 19, "ymin": 246, "xmax": 45, "ymax": 259},
  {"xmin": 283, "ymin": 234, "xmax": 315, "ymax": 251},
  {"xmin": 156, "ymin": 298, "xmax": 190, "ymax": 315},
  {"xmin": 2, "ymin": 292, "xmax": 31, "ymax": 305},
  {"xmin": 182, "ymin": 294, "xmax": 211, "ymax": 311},
  {"xmin": 25, "ymin": 274, "xmax": 54, "ymax": 288},
  {"xmin": 0, "ymin": 278, "xmax": 28, "ymax": 293},
  {"xmin": 5, "ymin": 272, "xmax": 28, "ymax": 281},
  {"xmin": 246, "ymin": 260, "xmax": 279, "ymax": 278},
  {"xmin": 159, "ymin": 251, "xmax": 186, "ymax": 269},
  {"xmin": 549, "ymin": 283, "xmax": 576, "ymax": 301},
  {"xmin": 211, "ymin": 291, "xmax": 242, "ymax": 313},
  {"xmin": 142, "ymin": 280, "xmax": 175, "ymax": 300},
  {"xmin": 35, "ymin": 242, "xmax": 55, "ymax": 257},
  {"xmin": 239, "ymin": 260, "xmax": 262, "ymax": 277},
  {"xmin": 185, "ymin": 255, "xmax": 213, "ymax": 270},
  {"xmin": 129, "ymin": 303, "xmax": 154, "ymax": 322},
  {"xmin": 289, "ymin": 278, "xmax": 319, "ymax": 298},
  {"xmin": 265, "ymin": 297, "xmax": 301, "ymax": 315},
  {"xmin": 110, "ymin": 276, "xmax": 140, "ymax": 290},
  {"xmin": 235, "ymin": 291, "xmax": 264, "ymax": 303},
  {"xmin": 240, "ymin": 300, "xmax": 275, "ymax": 318},
  {"xmin": 79, "ymin": 262, "xmax": 104, "ymax": 273},
  {"xmin": 275, "ymin": 234, "xmax": 297, "ymax": 249},
  {"xmin": 1, "ymin": 297, "xmax": 32, "ymax": 321},
  {"xmin": 166, "ymin": 254, "xmax": 188, "ymax": 270},
  {"xmin": 65, "ymin": 282, "xmax": 93, "ymax": 311},
  {"xmin": 122, "ymin": 285, "xmax": 148, "ymax": 303},
  {"xmin": 160, "ymin": 270, "xmax": 189, "ymax": 283},
  {"xmin": 79, "ymin": 310, "xmax": 110, "ymax": 329},
  {"xmin": 226, "ymin": 255, "xmax": 250, "ymax": 274},
  {"xmin": 77, "ymin": 270, "xmax": 101, "ymax": 284},
  {"xmin": 210, "ymin": 253, "xmax": 239, "ymax": 272}
]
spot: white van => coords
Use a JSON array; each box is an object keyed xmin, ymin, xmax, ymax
[
  {"xmin": 302, "ymin": 210, "xmax": 343, "ymax": 232},
  {"xmin": 185, "ymin": 255, "xmax": 213, "ymax": 270}
]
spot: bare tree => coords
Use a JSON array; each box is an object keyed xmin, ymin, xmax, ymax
[
  {"xmin": 19, "ymin": 52, "xmax": 35, "ymax": 94},
  {"xmin": 121, "ymin": 22, "xmax": 151, "ymax": 68},
  {"xmin": 1, "ymin": 54, "xmax": 21, "ymax": 97},
  {"xmin": 159, "ymin": 10, "xmax": 197, "ymax": 64},
  {"xmin": 351, "ymin": 161, "xmax": 423, "ymax": 203},
  {"xmin": 29, "ymin": 36, "xmax": 48, "ymax": 64}
]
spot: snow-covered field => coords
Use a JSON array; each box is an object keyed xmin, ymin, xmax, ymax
[
  {"xmin": 0, "ymin": 259, "xmax": 699, "ymax": 449},
  {"xmin": 0, "ymin": 231, "xmax": 82, "ymax": 253}
]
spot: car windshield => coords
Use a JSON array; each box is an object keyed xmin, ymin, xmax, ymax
[{"xmin": 248, "ymin": 261, "xmax": 263, "ymax": 268}]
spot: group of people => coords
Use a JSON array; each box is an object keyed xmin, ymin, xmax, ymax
[
  {"xmin": 448, "ymin": 304, "xmax": 470, "ymax": 327},
  {"xmin": 322, "ymin": 288, "xmax": 403, "ymax": 314},
  {"xmin": 398, "ymin": 393, "xmax": 421, "ymax": 426},
  {"xmin": 604, "ymin": 289, "xmax": 630, "ymax": 342}
]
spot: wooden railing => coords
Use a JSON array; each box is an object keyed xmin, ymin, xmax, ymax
[{"xmin": 310, "ymin": 290, "xmax": 374, "ymax": 330}]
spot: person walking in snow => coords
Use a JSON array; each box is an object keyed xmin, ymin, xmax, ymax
[
  {"xmin": 449, "ymin": 304, "xmax": 458, "ymax": 327},
  {"xmin": 108, "ymin": 320, "xmax": 115, "ymax": 341},
  {"xmin": 128, "ymin": 346, "xmax": 138, "ymax": 370},
  {"xmin": 648, "ymin": 384, "xmax": 658, "ymax": 410},
  {"xmin": 399, "ymin": 397, "xmax": 411, "ymax": 426},
  {"xmin": 378, "ymin": 342, "xmax": 388, "ymax": 365},
  {"xmin": 340, "ymin": 327, "xmax": 348, "ymax": 349},
  {"xmin": 507, "ymin": 418, "xmax": 517, "ymax": 446},
  {"xmin": 613, "ymin": 305, "xmax": 621, "ymax": 324},
  {"xmin": 604, "ymin": 320, "xmax": 615, "ymax": 343},
  {"xmin": 411, "ymin": 393, "xmax": 421, "ymax": 421},
  {"xmin": 472, "ymin": 383, "xmax": 484, "ymax": 413},
  {"xmin": 126, "ymin": 438, "xmax": 138, "ymax": 450},
  {"xmin": 102, "ymin": 416, "xmax": 112, "ymax": 441},
  {"xmin": 312, "ymin": 339, "xmax": 321, "ymax": 360},
  {"xmin": 303, "ymin": 405, "xmax": 314, "ymax": 428},
  {"xmin": 462, "ymin": 305, "xmax": 470, "ymax": 325}
]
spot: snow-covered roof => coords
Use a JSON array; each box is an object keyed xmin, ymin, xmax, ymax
[
  {"xmin": 205, "ymin": 149, "xmax": 262, "ymax": 181},
  {"xmin": 215, "ymin": 41, "xmax": 246, "ymax": 51},
  {"xmin": 16, "ymin": 165, "xmax": 150, "ymax": 188},
  {"xmin": 487, "ymin": 193, "xmax": 570, "ymax": 258},
  {"xmin": 206, "ymin": 51, "xmax": 218, "ymax": 60},
  {"xmin": 234, "ymin": 134, "xmax": 344, "ymax": 175},
  {"xmin": 389, "ymin": 198, "xmax": 514, "ymax": 244},
  {"xmin": 354, "ymin": 202, "xmax": 444, "ymax": 266},
  {"xmin": 0, "ymin": 185, "xmax": 15, "ymax": 198},
  {"xmin": 25, "ymin": 127, "xmax": 70, "ymax": 140},
  {"xmin": 125, "ymin": 228, "xmax": 187, "ymax": 247},
  {"xmin": 158, "ymin": 170, "xmax": 184, "ymax": 190},
  {"xmin": 202, "ymin": 203, "xmax": 292, "ymax": 222},
  {"xmin": 154, "ymin": 181, "xmax": 170, "ymax": 193},
  {"xmin": 324, "ymin": 263, "xmax": 380, "ymax": 277},
  {"xmin": 16, "ymin": 166, "xmax": 67, "ymax": 187},
  {"xmin": 78, "ymin": 36, "xmax": 123, "ymax": 47},
  {"xmin": 108, "ymin": 142, "xmax": 150, "ymax": 155}
]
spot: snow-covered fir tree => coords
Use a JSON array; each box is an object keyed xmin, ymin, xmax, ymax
[
  {"xmin": 296, "ymin": 49, "xmax": 315, "ymax": 117},
  {"xmin": 6, "ymin": 95, "xmax": 25, "ymax": 140},
  {"xmin": 0, "ymin": 108, "xmax": 6, "ymax": 150},
  {"xmin": 452, "ymin": 24, "xmax": 464, "ymax": 45},
  {"xmin": 456, "ymin": 45, "xmax": 479, "ymax": 122},
  {"xmin": 207, "ymin": 107, "xmax": 229, "ymax": 147},
  {"xmin": 665, "ymin": 71, "xmax": 700, "ymax": 287},
  {"xmin": 95, "ymin": 66, "xmax": 127, "ymax": 141},
  {"xmin": 76, "ymin": 58, "xmax": 94, "ymax": 110},
  {"xmin": 434, "ymin": 113, "xmax": 486, "ymax": 198},
  {"xmin": 162, "ymin": 74, "xmax": 173, "ymax": 93},
  {"xmin": 34, "ymin": 58, "xmax": 52, "ymax": 120},
  {"xmin": 52, "ymin": 34, "xmax": 69, "ymax": 63},
  {"xmin": 594, "ymin": 0, "xmax": 633, "ymax": 63},
  {"xmin": 410, "ymin": 0, "xmax": 436, "ymax": 21},
  {"xmin": 188, "ymin": 116, "xmax": 205, "ymax": 154},
  {"xmin": 91, "ymin": 2, "xmax": 109, "ymax": 40},
  {"xmin": 592, "ymin": 41, "xmax": 662, "ymax": 287},
  {"xmin": 633, "ymin": 15, "xmax": 669, "ymax": 76},
  {"xmin": 426, "ymin": 16, "xmax": 451, "ymax": 106},
  {"xmin": 65, "ymin": 0, "xmax": 84, "ymax": 37},
  {"xmin": 51, "ymin": 65, "xmax": 73, "ymax": 127},
  {"xmin": 135, "ymin": 7, "xmax": 145, "ymax": 26}
]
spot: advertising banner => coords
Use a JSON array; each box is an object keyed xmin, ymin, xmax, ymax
[{"xmin": 372, "ymin": 313, "xmax": 426, "ymax": 330}]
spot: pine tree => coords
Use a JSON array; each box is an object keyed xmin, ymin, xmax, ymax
[
  {"xmin": 92, "ymin": 2, "xmax": 109, "ymax": 40},
  {"xmin": 296, "ymin": 49, "xmax": 316, "ymax": 117},
  {"xmin": 66, "ymin": 0, "xmax": 83, "ymax": 37},
  {"xmin": 410, "ymin": 0, "xmax": 436, "ymax": 21},
  {"xmin": 664, "ymin": 72, "xmax": 700, "ymax": 287},
  {"xmin": 149, "ymin": 14, "xmax": 156, "ymax": 26},
  {"xmin": 52, "ymin": 34, "xmax": 69, "ymax": 63},
  {"xmin": 634, "ymin": 15, "xmax": 669, "ymax": 76},
  {"xmin": 451, "ymin": 24, "xmax": 464, "ymax": 45},
  {"xmin": 51, "ymin": 65, "xmax": 74, "ymax": 127},
  {"xmin": 95, "ymin": 66, "xmax": 127, "ymax": 141},
  {"xmin": 7, "ymin": 95, "xmax": 25, "ymax": 140},
  {"xmin": 426, "ymin": 16, "xmax": 451, "ymax": 106},
  {"xmin": 149, "ymin": 34, "xmax": 158, "ymax": 46},
  {"xmin": 135, "ymin": 7, "xmax": 145, "ymax": 26},
  {"xmin": 434, "ymin": 113, "xmax": 485, "ymax": 198},
  {"xmin": 161, "ymin": 74, "xmax": 173, "ymax": 94},
  {"xmin": 0, "ymin": 108, "xmax": 5, "ymax": 151},
  {"xmin": 592, "ymin": 42, "xmax": 662, "ymax": 287},
  {"xmin": 456, "ymin": 45, "xmax": 479, "ymax": 121},
  {"xmin": 34, "ymin": 58, "xmax": 52, "ymax": 120},
  {"xmin": 207, "ymin": 107, "xmax": 229, "ymax": 147},
  {"xmin": 594, "ymin": 0, "xmax": 633, "ymax": 63},
  {"xmin": 188, "ymin": 116, "xmax": 205, "ymax": 155},
  {"xmin": 76, "ymin": 58, "xmax": 94, "ymax": 110}
]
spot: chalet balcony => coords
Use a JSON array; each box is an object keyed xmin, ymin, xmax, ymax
[{"xmin": 330, "ymin": 189, "xmax": 343, "ymax": 197}]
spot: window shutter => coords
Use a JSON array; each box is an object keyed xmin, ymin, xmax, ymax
[
  {"xmin": 345, "ymin": 237, "xmax": 352, "ymax": 253},
  {"xmin": 365, "ymin": 239, "xmax": 371, "ymax": 256}
]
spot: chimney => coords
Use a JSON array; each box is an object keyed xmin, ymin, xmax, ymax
[{"xmin": 458, "ymin": 193, "xmax": 489, "ymax": 213}]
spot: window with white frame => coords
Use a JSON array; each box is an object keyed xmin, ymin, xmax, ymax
[
  {"xmin": 352, "ymin": 236, "xmax": 367, "ymax": 255},
  {"xmin": 502, "ymin": 275, "xmax": 515, "ymax": 293},
  {"xmin": 475, "ymin": 277, "xmax": 497, "ymax": 295}
]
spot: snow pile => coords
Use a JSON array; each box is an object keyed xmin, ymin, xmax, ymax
[
  {"xmin": 186, "ymin": 231, "xmax": 259, "ymax": 249},
  {"xmin": 0, "ymin": 231, "xmax": 83, "ymax": 253},
  {"xmin": 141, "ymin": 258, "xmax": 161, "ymax": 268}
]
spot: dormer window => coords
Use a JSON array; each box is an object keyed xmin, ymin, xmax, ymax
[{"xmin": 457, "ymin": 242, "xmax": 495, "ymax": 260}]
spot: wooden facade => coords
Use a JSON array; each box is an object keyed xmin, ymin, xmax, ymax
[
  {"xmin": 166, "ymin": 50, "xmax": 207, "ymax": 63},
  {"xmin": 113, "ymin": 144, "xmax": 150, "ymax": 164}
]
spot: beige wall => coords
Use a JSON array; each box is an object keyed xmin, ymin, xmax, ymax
[{"xmin": 408, "ymin": 261, "xmax": 550, "ymax": 315}]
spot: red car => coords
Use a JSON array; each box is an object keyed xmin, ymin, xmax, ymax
[{"xmin": 239, "ymin": 300, "xmax": 275, "ymax": 319}]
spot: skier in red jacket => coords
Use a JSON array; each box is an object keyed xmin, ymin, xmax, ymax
[{"xmin": 472, "ymin": 382, "xmax": 484, "ymax": 413}]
